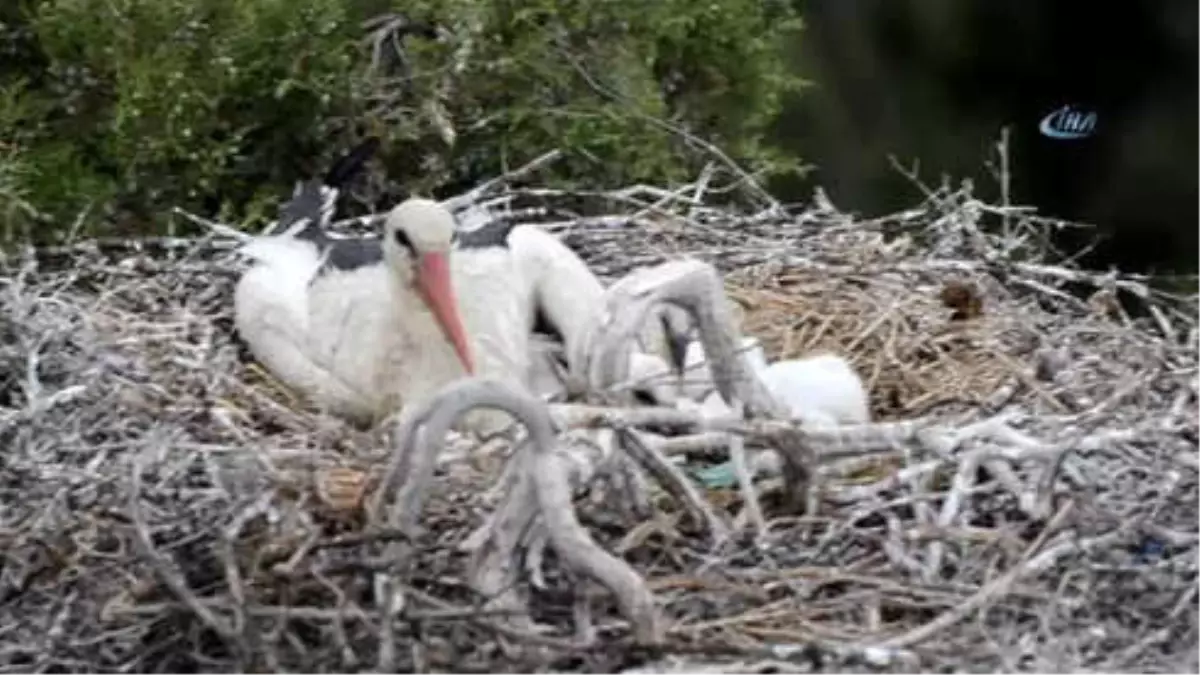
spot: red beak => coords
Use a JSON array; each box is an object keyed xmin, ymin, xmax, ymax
[{"xmin": 414, "ymin": 252, "xmax": 474, "ymax": 374}]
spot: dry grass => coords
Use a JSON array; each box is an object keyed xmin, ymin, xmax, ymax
[
  {"xmin": 730, "ymin": 271, "xmax": 1016, "ymax": 420},
  {"xmin": 0, "ymin": 172, "xmax": 1196, "ymax": 673}
]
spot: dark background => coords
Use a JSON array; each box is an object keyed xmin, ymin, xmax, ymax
[{"xmin": 770, "ymin": 0, "xmax": 1198, "ymax": 276}]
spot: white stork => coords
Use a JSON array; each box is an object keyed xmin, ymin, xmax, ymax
[
  {"xmin": 234, "ymin": 144, "xmax": 690, "ymax": 433},
  {"xmin": 235, "ymin": 196, "xmax": 477, "ymax": 427}
]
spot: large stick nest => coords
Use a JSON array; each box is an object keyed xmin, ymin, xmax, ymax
[{"xmin": 0, "ymin": 170, "xmax": 1196, "ymax": 673}]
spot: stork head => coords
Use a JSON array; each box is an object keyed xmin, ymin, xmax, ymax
[{"xmin": 383, "ymin": 198, "xmax": 474, "ymax": 373}]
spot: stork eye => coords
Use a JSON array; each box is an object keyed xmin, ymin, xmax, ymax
[{"xmin": 392, "ymin": 228, "xmax": 415, "ymax": 253}]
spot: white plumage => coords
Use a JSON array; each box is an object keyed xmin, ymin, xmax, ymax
[
  {"xmin": 235, "ymin": 198, "xmax": 476, "ymax": 428},
  {"xmin": 439, "ymin": 221, "xmax": 618, "ymax": 422},
  {"xmin": 676, "ymin": 336, "xmax": 871, "ymax": 428},
  {"xmin": 234, "ymin": 141, "xmax": 690, "ymax": 431},
  {"xmin": 441, "ymin": 217, "xmax": 691, "ymax": 408},
  {"xmin": 236, "ymin": 196, "xmax": 652, "ymax": 433},
  {"xmin": 756, "ymin": 354, "xmax": 871, "ymax": 426}
]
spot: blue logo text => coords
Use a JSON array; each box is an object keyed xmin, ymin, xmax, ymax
[{"xmin": 1039, "ymin": 104, "xmax": 1097, "ymax": 140}]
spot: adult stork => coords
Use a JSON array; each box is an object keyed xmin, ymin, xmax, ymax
[
  {"xmin": 235, "ymin": 165, "xmax": 481, "ymax": 429},
  {"xmin": 236, "ymin": 148, "xmax": 684, "ymax": 433}
]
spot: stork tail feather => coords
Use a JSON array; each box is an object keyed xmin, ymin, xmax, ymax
[{"xmin": 267, "ymin": 137, "xmax": 381, "ymax": 238}]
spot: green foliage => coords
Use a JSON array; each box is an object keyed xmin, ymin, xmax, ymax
[
  {"xmin": 1, "ymin": 0, "xmax": 804, "ymax": 241},
  {"xmin": 414, "ymin": 0, "xmax": 806, "ymax": 190},
  {"xmin": 22, "ymin": 0, "xmax": 358, "ymax": 233}
]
